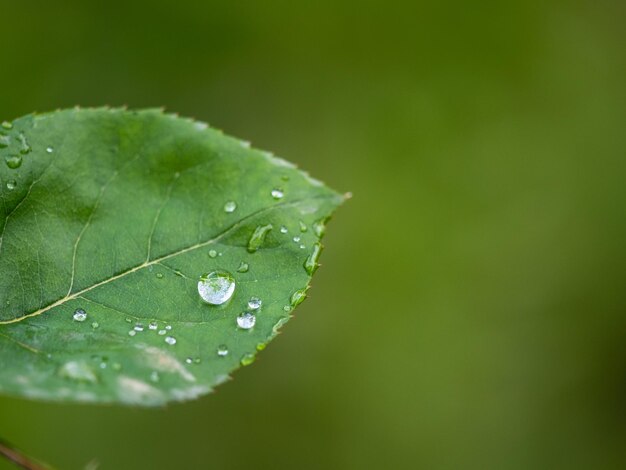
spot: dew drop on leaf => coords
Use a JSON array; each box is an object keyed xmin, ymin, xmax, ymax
[
  {"xmin": 241, "ymin": 353, "xmax": 256, "ymax": 366},
  {"xmin": 72, "ymin": 308, "xmax": 87, "ymax": 322},
  {"xmin": 299, "ymin": 221, "xmax": 307, "ymax": 232},
  {"xmin": 237, "ymin": 312, "xmax": 256, "ymax": 330},
  {"xmin": 304, "ymin": 242, "xmax": 323, "ymax": 275},
  {"xmin": 280, "ymin": 226, "xmax": 288, "ymax": 234},
  {"xmin": 1, "ymin": 121, "xmax": 12, "ymax": 130},
  {"xmin": 165, "ymin": 336, "xmax": 177, "ymax": 345},
  {"xmin": 46, "ymin": 146, "xmax": 54, "ymax": 153},
  {"xmin": 290, "ymin": 289, "xmax": 307, "ymax": 307},
  {"xmin": 247, "ymin": 224, "xmax": 273, "ymax": 253},
  {"xmin": 236, "ymin": 261, "xmax": 249, "ymax": 273},
  {"xmin": 6, "ymin": 180, "xmax": 16, "ymax": 190},
  {"xmin": 217, "ymin": 344, "xmax": 229, "ymax": 357},
  {"xmin": 5, "ymin": 155, "xmax": 22, "ymax": 169},
  {"xmin": 148, "ymin": 321, "xmax": 158, "ymax": 330},
  {"xmin": 197, "ymin": 271, "xmax": 236, "ymax": 305},
  {"xmin": 271, "ymin": 188, "xmax": 284, "ymax": 199},
  {"xmin": 208, "ymin": 249, "xmax": 217, "ymax": 258},
  {"xmin": 248, "ymin": 297, "xmax": 262, "ymax": 310},
  {"xmin": 223, "ymin": 201, "xmax": 237, "ymax": 213}
]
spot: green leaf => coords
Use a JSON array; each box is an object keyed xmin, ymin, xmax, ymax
[{"xmin": 0, "ymin": 108, "xmax": 345, "ymax": 405}]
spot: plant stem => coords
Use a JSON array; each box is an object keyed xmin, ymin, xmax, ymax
[{"xmin": 0, "ymin": 438, "xmax": 50, "ymax": 470}]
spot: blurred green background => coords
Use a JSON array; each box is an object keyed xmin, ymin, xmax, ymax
[{"xmin": 1, "ymin": 0, "xmax": 625, "ymax": 468}]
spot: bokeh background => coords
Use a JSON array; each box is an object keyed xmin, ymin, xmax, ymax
[{"xmin": 1, "ymin": 0, "xmax": 625, "ymax": 469}]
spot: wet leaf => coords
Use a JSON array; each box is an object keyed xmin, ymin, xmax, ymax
[{"xmin": 0, "ymin": 108, "xmax": 345, "ymax": 405}]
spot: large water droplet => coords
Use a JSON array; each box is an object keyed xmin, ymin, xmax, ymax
[
  {"xmin": 271, "ymin": 188, "xmax": 284, "ymax": 200},
  {"xmin": 290, "ymin": 289, "xmax": 307, "ymax": 307},
  {"xmin": 248, "ymin": 297, "xmax": 262, "ymax": 310},
  {"xmin": 6, "ymin": 180, "xmax": 16, "ymax": 190},
  {"xmin": 237, "ymin": 312, "xmax": 256, "ymax": 329},
  {"xmin": 304, "ymin": 242, "xmax": 323, "ymax": 275},
  {"xmin": 224, "ymin": 201, "xmax": 237, "ymax": 213},
  {"xmin": 197, "ymin": 271, "xmax": 236, "ymax": 305},
  {"xmin": 217, "ymin": 344, "xmax": 229, "ymax": 357},
  {"xmin": 5, "ymin": 155, "xmax": 22, "ymax": 169},
  {"xmin": 247, "ymin": 224, "xmax": 273, "ymax": 253},
  {"xmin": 237, "ymin": 261, "xmax": 249, "ymax": 273},
  {"xmin": 73, "ymin": 308, "xmax": 87, "ymax": 322}
]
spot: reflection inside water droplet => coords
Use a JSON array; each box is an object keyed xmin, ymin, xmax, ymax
[
  {"xmin": 237, "ymin": 312, "xmax": 256, "ymax": 329},
  {"xmin": 224, "ymin": 201, "xmax": 237, "ymax": 213},
  {"xmin": 73, "ymin": 309, "xmax": 87, "ymax": 322},
  {"xmin": 197, "ymin": 271, "xmax": 236, "ymax": 305}
]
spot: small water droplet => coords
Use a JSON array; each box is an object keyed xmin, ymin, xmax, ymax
[
  {"xmin": 313, "ymin": 219, "xmax": 327, "ymax": 238},
  {"xmin": 73, "ymin": 308, "xmax": 87, "ymax": 322},
  {"xmin": 194, "ymin": 357, "xmax": 202, "ymax": 364},
  {"xmin": 283, "ymin": 305, "xmax": 292, "ymax": 312},
  {"xmin": 248, "ymin": 297, "xmax": 262, "ymax": 310},
  {"xmin": 237, "ymin": 312, "xmax": 256, "ymax": 329},
  {"xmin": 256, "ymin": 342, "xmax": 267, "ymax": 351},
  {"xmin": 293, "ymin": 236, "xmax": 301, "ymax": 243},
  {"xmin": 185, "ymin": 357, "xmax": 193, "ymax": 364},
  {"xmin": 241, "ymin": 353, "xmax": 256, "ymax": 366},
  {"xmin": 128, "ymin": 330, "xmax": 137, "ymax": 337},
  {"xmin": 291, "ymin": 289, "xmax": 307, "ymax": 307},
  {"xmin": 125, "ymin": 318, "xmax": 132, "ymax": 323},
  {"xmin": 134, "ymin": 323, "xmax": 144, "ymax": 332},
  {"xmin": 217, "ymin": 344, "xmax": 229, "ymax": 357},
  {"xmin": 158, "ymin": 329, "xmax": 167, "ymax": 335},
  {"xmin": 247, "ymin": 224, "xmax": 273, "ymax": 253},
  {"xmin": 304, "ymin": 242, "xmax": 323, "ymax": 275},
  {"xmin": 299, "ymin": 244, "xmax": 306, "ymax": 249},
  {"xmin": 165, "ymin": 325, "xmax": 172, "ymax": 330},
  {"xmin": 281, "ymin": 174, "xmax": 290, "ymax": 182},
  {"xmin": 198, "ymin": 271, "xmax": 236, "ymax": 305},
  {"xmin": 237, "ymin": 261, "xmax": 249, "ymax": 273},
  {"xmin": 148, "ymin": 321, "xmax": 158, "ymax": 330},
  {"xmin": 0, "ymin": 134, "xmax": 9, "ymax": 148},
  {"xmin": 165, "ymin": 336, "xmax": 177, "ymax": 345},
  {"xmin": 280, "ymin": 226, "xmax": 288, "ymax": 234},
  {"xmin": 271, "ymin": 188, "xmax": 284, "ymax": 200},
  {"xmin": 91, "ymin": 322, "xmax": 99, "ymax": 329},
  {"xmin": 6, "ymin": 180, "xmax": 17, "ymax": 190},
  {"xmin": 208, "ymin": 249, "xmax": 217, "ymax": 258},
  {"xmin": 299, "ymin": 221, "xmax": 307, "ymax": 232},
  {"xmin": 46, "ymin": 146, "xmax": 54, "ymax": 154},
  {"xmin": 1, "ymin": 121, "xmax": 12, "ymax": 130},
  {"xmin": 150, "ymin": 371, "xmax": 160, "ymax": 383},
  {"xmin": 156, "ymin": 272, "xmax": 164, "ymax": 279},
  {"xmin": 5, "ymin": 155, "xmax": 22, "ymax": 169},
  {"xmin": 17, "ymin": 133, "xmax": 31, "ymax": 154},
  {"xmin": 224, "ymin": 201, "xmax": 237, "ymax": 213}
]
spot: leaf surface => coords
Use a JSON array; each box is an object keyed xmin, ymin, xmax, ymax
[{"xmin": 0, "ymin": 109, "xmax": 344, "ymax": 405}]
